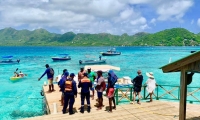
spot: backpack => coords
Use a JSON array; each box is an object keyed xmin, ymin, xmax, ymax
[
  {"xmin": 101, "ymin": 81, "xmax": 106, "ymax": 91},
  {"xmin": 50, "ymin": 68, "xmax": 54, "ymax": 76}
]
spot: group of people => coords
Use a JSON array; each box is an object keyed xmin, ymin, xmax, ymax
[
  {"xmin": 38, "ymin": 64, "xmax": 156, "ymax": 115},
  {"xmin": 14, "ymin": 71, "xmax": 26, "ymax": 77}
]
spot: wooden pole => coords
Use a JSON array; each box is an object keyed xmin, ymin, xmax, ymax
[{"xmin": 179, "ymin": 69, "xmax": 187, "ymax": 120}]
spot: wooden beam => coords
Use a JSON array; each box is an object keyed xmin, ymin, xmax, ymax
[{"xmin": 179, "ymin": 69, "xmax": 187, "ymax": 120}]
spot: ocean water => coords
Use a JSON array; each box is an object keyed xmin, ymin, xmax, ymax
[{"xmin": 0, "ymin": 46, "xmax": 200, "ymax": 119}]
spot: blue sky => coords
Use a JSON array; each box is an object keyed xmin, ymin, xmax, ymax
[{"xmin": 0, "ymin": 0, "xmax": 199, "ymax": 35}]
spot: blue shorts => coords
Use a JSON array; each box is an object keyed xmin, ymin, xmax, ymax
[
  {"xmin": 97, "ymin": 92, "xmax": 103, "ymax": 98},
  {"xmin": 90, "ymin": 82, "xmax": 94, "ymax": 91}
]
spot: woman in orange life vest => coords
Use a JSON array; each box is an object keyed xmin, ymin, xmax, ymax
[
  {"xmin": 60, "ymin": 72, "xmax": 77, "ymax": 115},
  {"xmin": 78, "ymin": 73, "xmax": 92, "ymax": 113}
]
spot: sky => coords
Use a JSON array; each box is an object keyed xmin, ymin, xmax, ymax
[{"xmin": 0, "ymin": 0, "xmax": 199, "ymax": 35}]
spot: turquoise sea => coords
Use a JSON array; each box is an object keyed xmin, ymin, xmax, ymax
[{"xmin": 0, "ymin": 46, "xmax": 200, "ymax": 119}]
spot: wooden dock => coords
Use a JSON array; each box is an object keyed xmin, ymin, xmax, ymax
[{"xmin": 23, "ymin": 84, "xmax": 200, "ymax": 120}]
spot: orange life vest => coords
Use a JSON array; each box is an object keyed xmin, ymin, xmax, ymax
[{"xmin": 65, "ymin": 80, "xmax": 72, "ymax": 92}]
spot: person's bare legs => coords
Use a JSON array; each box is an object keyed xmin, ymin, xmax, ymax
[
  {"xmin": 48, "ymin": 85, "xmax": 51, "ymax": 92},
  {"xmin": 132, "ymin": 91, "xmax": 136, "ymax": 103},
  {"xmin": 51, "ymin": 84, "xmax": 55, "ymax": 91},
  {"xmin": 112, "ymin": 97, "xmax": 116, "ymax": 110},
  {"xmin": 150, "ymin": 92, "xmax": 153, "ymax": 102},
  {"xmin": 92, "ymin": 90, "xmax": 94, "ymax": 100},
  {"xmin": 108, "ymin": 98, "xmax": 112, "ymax": 112},
  {"xmin": 137, "ymin": 92, "xmax": 141, "ymax": 104}
]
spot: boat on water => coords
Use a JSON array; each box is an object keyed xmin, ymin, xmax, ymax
[
  {"xmin": 101, "ymin": 48, "xmax": 121, "ymax": 56},
  {"xmin": 79, "ymin": 59, "xmax": 106, "ymax": 65},
  {"xmin": 10, "ymin": 76, "xmax": 24, "ymax": 81},
  {"xmin": 0, "ymin": 56, "xmax": 20, "ymax": 64},
  {"xmin": 52, "ymin": 54, "xmax": 71, "ymax": 61}
]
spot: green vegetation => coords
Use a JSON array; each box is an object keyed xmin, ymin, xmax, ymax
[{"xmin": 0, "ymin": 27, "xmax": 199, "ymax": 46}]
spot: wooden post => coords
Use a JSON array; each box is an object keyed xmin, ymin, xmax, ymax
[{"xmin": 179, "ymin": 69, "xmax": 187, "ymax": 120}]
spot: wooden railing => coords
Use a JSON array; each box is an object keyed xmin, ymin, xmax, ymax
[{"xmin": 114, "ymin": 84, "xmax": 200, "ymax": 105}]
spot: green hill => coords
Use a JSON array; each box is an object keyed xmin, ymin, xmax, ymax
[{"xmin": 0, "ymin": 27, "xmax": 199, "ymax": 46}]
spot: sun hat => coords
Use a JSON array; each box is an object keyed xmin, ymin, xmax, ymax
[{"xmin": 146, "ymin": 72, "xmax": 154, "ymax": 78}]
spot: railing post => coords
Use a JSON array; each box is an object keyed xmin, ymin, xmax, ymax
[
  {"xmin": 130, "ymin": 87, "xmax": 133, "ymax": 101},
  {"xmin": 178, "ymin": 86, "xmax": 180, "ymax": 100},
  {"xmin": 116, "ymin": 88, "xmax": 119, "ymax": 105},
  {"xmin": 156, "ymin": 85, "xmax": 159, "ymax": 100},
  {"xmin": 143, "ymin": 86, "xmax": 146, "ymax": 99}
]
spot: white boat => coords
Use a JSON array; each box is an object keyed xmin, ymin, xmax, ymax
[
  {"xmin": 79, "ymin": 59, "xmax": 106, "ymax": 65},
  {"xmin": 52, "ymin": 54, "xmax": 71, "ymax": 61}
]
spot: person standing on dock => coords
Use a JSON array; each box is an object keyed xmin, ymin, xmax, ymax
[
  {"xmin": 145, "ymin": 72, "xmax": 156, "ymax": 102},
  {"xmin": 38, "ymin": 64, "xmax": 55, "ymax": 92},
  {"xmin": 106, "ymin": 70, "xmax": 118, "ymax": 112},
  {"xmin": 131, "ymin": 70, "xmax": 143, "ymax": 104},
  {"xmin": 95, "ymin": 70, "xmax": 105, "ymax": 110},
  {"xmin": 61, "ymin": 73, "xmax": 77, "ymax": 115},
  {"xmin": 78, "ymin": 73, "xmax": 92, "ymax": 113},
  {"xmin": 78, "ymin": 67, "xmax": 85, "ymax": 82},
  {"xmin": 87, "ymin": 68, "xmax": 96, "ymax": 100}
]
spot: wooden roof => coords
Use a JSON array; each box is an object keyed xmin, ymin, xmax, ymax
[{"xmin": 160, "ymin": 51, "xmax": 200, "ymax": 73}]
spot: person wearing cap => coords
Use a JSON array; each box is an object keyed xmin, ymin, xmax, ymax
[
  {"xmin": 38, "ymin": 64, "xmax": 55, "ymax": 92},
  {"xmin": 57, "ymin": 69, "xmax": 67, "ymax": 106},
  {"xmin": 78, "ymin": 67, "xmax": 85, "ymax": 82},
  {"xmin": 87, "ymin": 68, "xmax": 96, "ymax": 100},
  {"xmin": 61, "ymin": 73, "xmax": 77, "ymax": 115},
  {"xmin": 131, "ymin": 70, "xmax": 143, "ymax": 104},
  {"xmin": 95, "ymin": 70, "xmax": 105, "ymax": 110},
  {"xmin": 78, "ymin": 73, "xmax": 92, "ymax": 113},
  {"xmin": 145, "ymin": 72, "xmax": 156, "ymax": 102}
]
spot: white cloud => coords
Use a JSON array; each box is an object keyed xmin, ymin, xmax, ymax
[
  {"xmin": 191, "ymin": 19, "xmax": 194, "ymax": 25},
  {"xmin": 0, "ymin": 0, "xmax": 194, "ymax": 35},
  {"xmin": 197, "ymin": 18, "xmax": 200, "ymax": 27},
  {"xmin": 155, "ymin": 0, "xmax": 193, "ymax": 21},
  {"xmin": 150, "ymin": 18, "xmax": 156, "ymax": 25}
]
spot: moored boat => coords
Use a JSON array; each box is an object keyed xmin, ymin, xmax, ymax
[
  {"xmin": 0, "ymin": 56, "xmax": 20, "ymax": 64},
  {"xmin": 52, "ymin": 54, "xmax": 71, "ymax": 61},
  {"xmin": 101, "ymin": 48, "xmax": 121, "ymax": 56},
  {"xmin": 79, "ymin": 59, "xmax": 106, "ymax": 65}
]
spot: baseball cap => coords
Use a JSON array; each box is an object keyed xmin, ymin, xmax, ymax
[
  {"xmin": 87, "ymin": 67, "xmax": 91, "ymax": 70},
  {"xmin": 70, "ymin": 73, "xmax": 76, "ymax": 77}
]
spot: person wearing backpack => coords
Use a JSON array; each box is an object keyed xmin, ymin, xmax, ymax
[
  {"xmin": 38, "ymin": 64, "xmax": 55, "ymax": 92},
  {"xmin": 106, "ymin": 70, "xmax": 117, "ymax": 113},
  {"xmin": 95, "ymin": 70, "xmax": 105, "ymax": 110}
]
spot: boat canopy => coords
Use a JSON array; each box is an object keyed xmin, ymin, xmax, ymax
[
  {"xmin": 59, "ymin": 54, "xmax": 69, "ymax": 56},
  {"xmin": 2, "ymin": 55, "xmax": 13, "ymax": 58},
  {"xmin": 84, "ymin": 65, "xmax": 120, "ymax": 72}
]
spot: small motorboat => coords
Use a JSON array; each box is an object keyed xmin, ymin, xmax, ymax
[
  {"xmin": 101, "ymin": 48, "xmax": 121, "ymax": 56},
  {"xmin": 79, "ymin": 59, "xmax": 106, "ymax": 65},
  {"xmin": 0, "ymin": 56, "xmax": 20, "ymax": 64},
  {"xmin": 52, "ymin": 54, "xmax": 71, "ymax": 61}
]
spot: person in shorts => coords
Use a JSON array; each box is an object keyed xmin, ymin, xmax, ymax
[
  {"xmin": 95, "ymin": 70, "xmax": 104, "ymax": 110},
  {"xmin": 87, "ymin": 68, "xmax": 96, "ymax": 100},
  {"xmin": 131, "ymin": 70, "xmax": 143, "ymax": 104},
  {"xmin": 38, "ymin": 64, "xmax": 54, "ymax": 92}
]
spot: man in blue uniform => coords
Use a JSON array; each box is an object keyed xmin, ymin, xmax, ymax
[
  {"xmin": 78, "ymin": 73, "xmax": 92, "ymax": 113},
  {"xmin": 61, "ymin": 73, "xmax": 77, "ymax": 115},
  {"xmin": 38, "ymin": 64, "xmax": 54, "ymax": 92}
]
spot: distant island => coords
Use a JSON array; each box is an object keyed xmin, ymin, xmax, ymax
[{"xmin": 0, "ymin": 27, "xmax": 200, "ymax": 46}]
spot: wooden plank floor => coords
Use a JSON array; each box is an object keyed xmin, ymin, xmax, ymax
[{"xmin": 23, "ymin": 84, "xmax": 200, "ymax": 120}]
